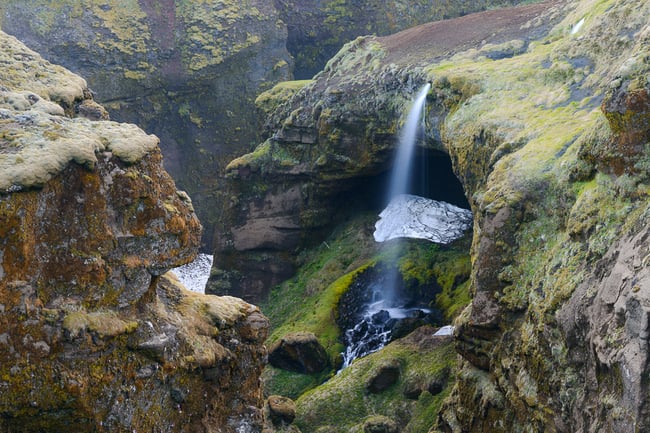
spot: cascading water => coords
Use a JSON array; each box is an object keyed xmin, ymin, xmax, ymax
[
  {"xmin": 340, "ymin": 84, "xmax": 432, "ymax": 369},
  {"xmin": 340, "ymin": 83, "xmax": 472, "ymax": 368},
  {"xmin": 386, "ymin": 83, "xmax": 431, "ymax": 201}
]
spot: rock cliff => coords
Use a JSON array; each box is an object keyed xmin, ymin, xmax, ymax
[
  {"xmin": 226, "ymin": 0, "xmax": 650, "ymax": 430},
  {"xmin": 0, "ymin": 32, "xmax": 269, "ymax": 432},
  {"xmin": 0, "ymin": 0, "xmax": 293, "ymax": 251},
  {"xmin": 0, "ymin": 0, "xmax": 534, "ymax": 254}
]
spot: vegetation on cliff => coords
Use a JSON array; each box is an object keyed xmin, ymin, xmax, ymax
[
  {"xmin": 0, "ymin": 30, "xmax": 269, "ymax": 432},
  {"xmin": 230, "ymin": 0, "xmax": 649, "ymax": 431}
]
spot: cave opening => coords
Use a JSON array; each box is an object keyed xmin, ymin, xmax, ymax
[{"xmin": 344, "ymin": 146, "xmax": 470, "ymax": 215}]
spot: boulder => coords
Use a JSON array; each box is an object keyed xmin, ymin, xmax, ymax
[
  {"xmin": 268, "ymin": 332, "xmax": 330, "ymax": 374},
  {"xmin": 267, "ymin": 395, "xmax": 297, "ymax": 426},
  {"xmin": 362, "ymin": 416, "xmax": 399, "ymax": 433},
  {"xmin": 366, "ymin": 359, "xmax": 401, "ymax": 394}
]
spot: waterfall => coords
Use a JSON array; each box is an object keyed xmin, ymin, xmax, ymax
[
  {"xmin": 340, "ymin": 84, "xmax": 434, "ymax": 369},
  {"xmin": 386, "ymin": 83, "xmax": 431, "ymax": 202},
  {"xmin": 339, "ymin": 83, "xmax": 472, "ymax": 369}
]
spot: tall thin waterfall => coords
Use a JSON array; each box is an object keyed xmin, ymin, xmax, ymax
[
  {"xmin": 340, "ymin": 82, "xmax": 472, "ymax": 369},
  {"xmin": 340, "ymin": 84, "xmax": 433, "ymax": 369},
  {"xmin": 386, "ymin": 83, "xmax": 431, "ymax": 202}
]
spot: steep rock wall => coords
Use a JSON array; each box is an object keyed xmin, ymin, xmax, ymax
[
  {"xmin": 226, "ymin": 0, "xmax": 650, "ymax": 430},
  {"xmin": 0, "ymin": 32, "xmax": 269, "ymax": 432},
  {"xmin": 0, "ymin": 0, "xmax": 293, "ymax": 251},
  {"xmin": 0, "ymin": 0, "xmax": 538, "ymax": 253},
  {"xmin": 219, "ymin": 1, "xmax": 562, "ymax": 302}
]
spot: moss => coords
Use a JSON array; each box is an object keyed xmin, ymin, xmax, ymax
[
  {"xmin": 255, "ymin": 80, "xmax": 313, "ymax": 116},
  {"xmin": 0, "ymin": 31, "xmax": 87, "ymax": 109},
  {"xmin": 262, "ymin": 366, "xmax": 332, "ymax": 400},
  {"xmin": 267, "ymin": 262, "xmax": 373, "ymax": 363},
  {"xmin": 294, "ymin": 328, "xmax": 457, "ymax": 433},
  {"xmin": 62, "ymin": 310, "xmax": 138, "ymax": 338}
]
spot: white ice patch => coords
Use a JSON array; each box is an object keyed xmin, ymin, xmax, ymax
[
  {"xmin": 171, "ymin": 253, "xmax": 213, "ymax": 294},
  {"xmin": 434, "ymin": 325, "xmax": 455, "ymax": 336},
  {"xmin": 374, "ymin": 194, "xmax": 472, "ymax": 244}
]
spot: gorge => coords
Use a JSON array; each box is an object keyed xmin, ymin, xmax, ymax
[{"xmin": 1, "ymin": 0, "xmax": 649, "ymax": 432}]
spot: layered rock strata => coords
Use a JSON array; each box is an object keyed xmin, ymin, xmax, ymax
[{"xmin": 0, "ymin": 32, "xmax": 269, "ymax": 432}]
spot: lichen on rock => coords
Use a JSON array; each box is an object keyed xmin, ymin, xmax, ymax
[{"xmin": 0, "ymin": 30, "xmax": 269, "ymax": 433}]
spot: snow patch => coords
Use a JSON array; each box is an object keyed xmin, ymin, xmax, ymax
[
  {"xmin": 374, "ymin": 194, "xmax": 472, "ymax": 244},
  {"xmin": 434, "ymin": 325, "xmax": 455, "ymax": 336},
  {"xmin": 171, "ymin": 253, "xmax": 213, "ymax": 294}
]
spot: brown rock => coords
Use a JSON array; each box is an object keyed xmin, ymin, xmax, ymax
[
  {"xmin": 268, "ymin": 332, "xmax": 330, "ymax": 374},
  {"xmin": 267, "ymin": 395, "xmax": 297, "ymax": 426},
  {"xmin": 362, "ymin": 415, "xmax": 399, "ymax": 433}
]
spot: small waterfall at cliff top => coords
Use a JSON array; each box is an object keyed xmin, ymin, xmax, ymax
[{"xmin": 340, "ymin": 83, "xmax": 472, "ymax": 368}]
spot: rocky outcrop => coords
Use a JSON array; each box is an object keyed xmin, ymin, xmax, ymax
[
  {"xmin": 0, "ymin": 32, "xmax": 269, "ymax": 432},
  {"xmin": 229, "ymin": 0, "xmax": 650, "ymax": 430}
]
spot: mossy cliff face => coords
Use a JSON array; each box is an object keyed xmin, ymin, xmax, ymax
[
  {"xmin": 0, "ymin": 0, "xmax": 540, "ymax": 255},
  {"xmin": 0, "ymin": 32, "xmax": 269, "ymax": 432},
  {"xmin": 219, "ymin": 1, "xmax": 561, "ymax": 302},
  {"xmin": 231, "ymin": 0, "xmax": 649, "ymax": 430},
  {"xmin": 0, "ymin": 0, "xmax": 292, "ymax": 250}
]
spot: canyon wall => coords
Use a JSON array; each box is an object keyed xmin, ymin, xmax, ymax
[
  {"xmin": 226, "ymin": 0, "xmax": 650, "ymax": 430},
  {"xmin": 0, "ymin": 31, "xmax": 269, "ymax": 432},
  {"xmin": 0, "ymin": 0, "xmax": 534, "ymax": 254}
]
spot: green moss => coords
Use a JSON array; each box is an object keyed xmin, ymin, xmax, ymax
[
  {"xmin": 267, "ymin": 262, "xmax": 373, "ymax": 362},
  {"xmin": 255, "ymin": 80, "xmax": 313, "ymax": 115},
  {"xmin": 62, "ymin": 310, "xmax": 138, "ymax": 338},
  {"xmin": 294, "ymin": 328, "xmax": 457, "ymax": 433},
  {"xmin": 262, "ymin": 214, "xmax": 472, "ymax": 403},
  {"xmin": 262, "ymin": 366, "xmax": 332, "ymax": 400}
]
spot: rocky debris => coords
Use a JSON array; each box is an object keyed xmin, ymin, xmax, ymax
[
  {"xmin": 268, "ymin": 332, "xmax": 330, "ymax": 374},
  {"xmin": 0, "ymin": 31, "xmax": 269, "ymax": 433},
  {"xmin": 362, "ymin": 416, "xmax": 399, "ymax": 433},
  {"xmin": 266, "ymin": 395, "xmax": 298, "ymax": 426},
  {"xmin": 366, "ymin": 359, "xmax": 401, "ymax": 394}
]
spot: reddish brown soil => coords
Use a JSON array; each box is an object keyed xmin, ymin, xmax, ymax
[{"xmin": 379, "ymin": 0, "xmax": 568, "ymax": 65}]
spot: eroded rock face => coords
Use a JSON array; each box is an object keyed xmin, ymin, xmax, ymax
[
  {"xmin": 0, "ymin": 31, "xmax": 269, "ymax": 432},
  {"xmin": 0, "ymin": 1, "xmax": 293, "ymax": 251}
]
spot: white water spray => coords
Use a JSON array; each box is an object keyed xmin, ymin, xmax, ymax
[{"xmin": 386, "ymin": 83, "xmax": 431, "ymax": 201}]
